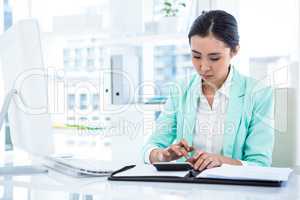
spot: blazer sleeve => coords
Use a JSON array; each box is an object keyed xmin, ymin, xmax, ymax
[
  {"xmin": 243, "ymin": 86, "xmax": 274, "ymax": 166},
  {"xmin": 142, "ymin": 84, "xmax": 180, "ymax": 163}
]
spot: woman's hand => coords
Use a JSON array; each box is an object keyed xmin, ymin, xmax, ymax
[
  {"xmin": 150, "ymin": 139, "xmax": 193, "ymax": 163},
  {"xmin": 187, "ymin": 150, "xmax": 223, "ymax": 171},
  {"xmin": 187, "ymin": 150, "xmax": 243, "ymax": 171}
]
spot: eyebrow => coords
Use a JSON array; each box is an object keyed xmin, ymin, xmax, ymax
[{"xmin": 191, "ymin": 50, "xmax": 221, "ymax": 56}]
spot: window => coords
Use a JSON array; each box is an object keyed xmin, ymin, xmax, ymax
[
  {"xmin": 87, "ymin": 47, "xmax": 95, "ymax": 58},
  {"xmin": 79, "ymin": 94, "xmax": 88, "ymax": 110},
  {"xmin": 92, "ymin": 94, "xmax": 99, "ymax": 110},
  {"xmin": 86, "ymin": 59, "xmax": 95, "ymax": 71},
  {"xmin": 92, "ymin": 116, "xmax": 99, "ymax": 121},
  {"xmin": 75, "ymin": 48, "xmax": 83, "ymax": 59},
  {"xmin": 3, "ymin": 0, "xmax": 13, "ymax": 30},
  {"xmin": 67, "ymin": 94, "xmax": 76, "ymax": 110},
  {"xmin": 79, "ymin": 116, "xmax": 88, "ymax": 121},
  {"xmin": 153, "ymin": 45, "xmax": 193, "ymax": 96},
  {"xmin": 74, "ymin": 59, "xmax": 82, "ymax": 69},
  {"xmin": 63, "ymin": 48, "xmax": 71, "ymax": 60}
]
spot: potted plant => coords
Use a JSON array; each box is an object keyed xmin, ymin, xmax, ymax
[
  {"xmin": 161, "ymin": 0, "xmax": 186, "ymax": 17},
  {"xmin": 158, "ymin": 0, "xmax": 186, "ymax": 33}
]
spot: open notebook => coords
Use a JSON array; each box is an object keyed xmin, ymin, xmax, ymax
[{"xmin": 108, "ymin": 164, "xmax": 293, "ymax": 187}]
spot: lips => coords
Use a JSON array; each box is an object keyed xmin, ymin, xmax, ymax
[{"xmin": 201, "ymin": 75, "xmax": 213, "ymax": 79}]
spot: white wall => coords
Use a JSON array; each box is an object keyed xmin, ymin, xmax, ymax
[
  {"xmin": 296, "ymin": 1, "xmax": 300, "ymax": 166},
  {"xmin": 109, "ymin": 0, "xmax": 143, "ymax": 35}
]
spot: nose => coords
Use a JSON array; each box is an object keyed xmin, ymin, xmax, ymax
[
  {"xmin": 198, "ymin": 61, "xmax": 211, "ymax": 74},
  {"xmin": 193, "ymin": 58, "xmax": 211, "ymax": 74},
  {"xmin": 200, "ymin": 64, "xmax": 210, "ymax": 73}
]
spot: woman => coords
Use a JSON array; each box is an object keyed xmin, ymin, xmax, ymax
[{"xmin": 143, "ymin": 10, "xmax": 274, "ymax": 171}]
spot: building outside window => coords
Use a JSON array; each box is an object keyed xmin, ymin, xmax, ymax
[
  {"xmin": 79, "ymin": 94, "xmax": 88, "ymax": 110},
  {"xmin": 87, "ymin": 47, "xmax": 95, "ymax": 58},
  {"xmin": 92, "ymin": 94, "xmax": 99, "ymax": 111},
  {"xmin": 153, "ymin": 44, "xmax": 193, "ymax": 97},
  {"xmin": 67, "ymin": 94, "xmax": 76, "ymax": 110},
  {"xmin": 3, "ymin": 0, "xmax": 13, "ymax": 30},
  {"xmin": 75, "ymin": 48, "xmax": 83, "ymax": 59},
  {"xmin": 86, "ymin": 59, "xmax": 95, "ymax": 71}
]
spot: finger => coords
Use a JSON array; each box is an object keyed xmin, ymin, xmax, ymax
[
  {"xmin": 198, "ymin": 152, "xmax": 209, "ymax": 160},
  {"xmin": 161, "ymin": 150, "xmax": 173, "ymax": 162},
  {"xmin": 179, "ymin": 139, "xmax": 192, "ymax": 152},
  {"xmin": 157, "ymin": 150, "xmax": 165, "ymax": 162},
  {"xmin": 172, "ymin": 144, "xmax": 189, "ymax": 159},
  {"xmin": 199, "ymin": 157, "xmax": 213, "ymax": 171},
  {"xmin": 169, "ymin": 145, "xmax": 183, "ymax": 157},
  {"xmin": 186, "ymin": 150, "xmax": 201, "ymax": 164},
  {"xmin": 193, "ymin": 153, "xmax": 209, "ymax": 170},
  {"xmin": 162, "ymin": 149, "xmax": 171, "ymax": 158},
  {"xmin": 206, "ymin": 161, "xmax": 219, "ymax": 169},
  {"xmin": 186, "ymin": 156, "xmax": 195, "ymax": 164},
  {"xmin": 164, "ymin": 147, "xmax": 178, "ymax": 161},
  {"xmin": 194, "ymin": 157, "xmax": 205, "ymax": 170},
  {"xmin": 193, "ymin": 150, "xmax": 205, "ymax": 160},
  {"xmin": 177, "ymin": 146, "xmax": 191, "ymax": 159},
  {"xmin": 179, "ymin": 147, "xmax": 189, "ymax": 159}
]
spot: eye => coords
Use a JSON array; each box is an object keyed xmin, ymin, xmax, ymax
[
  {"xmin": 193, "ymin": 56, "xmax": 201, "ymax": 59},
  {"xmin": 210, "ymin": 57, "xmax": 220, "ymax": 61}
]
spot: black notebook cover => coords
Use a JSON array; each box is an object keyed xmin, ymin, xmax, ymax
[{"xmin": 108, "ymin": 165, "xmax": 283, "ymax": 187}]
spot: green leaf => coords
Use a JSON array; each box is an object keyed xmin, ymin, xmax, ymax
[
  {"xmin": 164, "ymin": 2, "xmax": 172, "ymax": 7},
  {"xmin": 180, "ymin": 3, "xmax": 186, "ymax": 7}
]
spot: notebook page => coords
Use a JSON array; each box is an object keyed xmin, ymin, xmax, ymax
[
  {"xmin": 197, "ymin": 164, "xmax": 292, "ymax": 181},
  {"xmin": 115, "ymin": 165, "xmax": 188, "ymax": 177}
]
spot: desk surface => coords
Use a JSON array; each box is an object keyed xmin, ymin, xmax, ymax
[{"xmin": 0, "ymin": 169, "xmax": 299, "ymax": 200}]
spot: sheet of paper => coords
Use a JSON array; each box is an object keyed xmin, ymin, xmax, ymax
[
  {"xmin": 197, "ymin": 164, "xmax": 293, "ymax": 181},
  {"xmin": 115, "ymin": 164, "xmax": 188, "ymax": 177}
]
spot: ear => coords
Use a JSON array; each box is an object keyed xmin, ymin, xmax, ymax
[{"xmin": 230, "ymin": 45, "xmax": 240, "ymax": 57}]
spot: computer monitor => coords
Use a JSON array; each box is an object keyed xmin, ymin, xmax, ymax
[{"xmin": 0, "ymin": 19, "xmax": 54, "ymax": 157}]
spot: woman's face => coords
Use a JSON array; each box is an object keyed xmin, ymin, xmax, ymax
[{"xmin": 190, "ymin": 35, "xmax": 238, "ymax": 88}]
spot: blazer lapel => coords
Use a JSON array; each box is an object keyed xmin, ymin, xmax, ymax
[{"xmin": 222, "ymin": 68, "xmax": 245, "ymax": 157}]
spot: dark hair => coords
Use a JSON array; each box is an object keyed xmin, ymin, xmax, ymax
[{"xmin": 188, "ymin": 10, "xmax": 239, "ymax": 51}]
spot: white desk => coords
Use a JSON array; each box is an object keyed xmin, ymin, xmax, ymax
[{"xmin": 0, "ymin": 168, "xmax": 299, "ymax": 200}]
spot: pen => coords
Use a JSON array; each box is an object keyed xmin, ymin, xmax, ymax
[
  {"xmin": 184, "ymin": 154, "xmax": 192, "ymax": 160},
  {"xmin": 179, "ymin": 146, "xmax": 194, "ymax": 162}
]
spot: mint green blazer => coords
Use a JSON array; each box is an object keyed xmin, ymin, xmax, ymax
[{"xmin": 143, "ymin": 67, "xmax": 274, "ymax": 166}]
